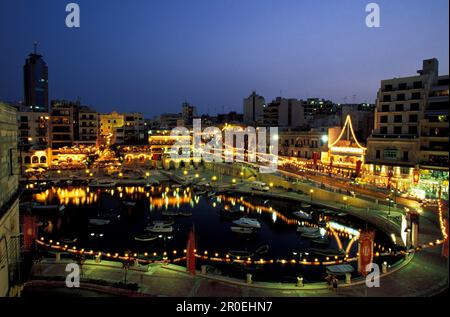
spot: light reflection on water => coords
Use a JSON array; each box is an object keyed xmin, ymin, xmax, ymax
[{"xmin": 27, "ymin": 185, "xmax": 398, "ymax": 282}]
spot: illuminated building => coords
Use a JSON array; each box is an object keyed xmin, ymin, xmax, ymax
[
  {"xmin": 323, "ymin": 115, "xmax": 366, "ymax": 170},
  {"xmin": 50, "ymin": 100, "xmax": 80, "ymax": 149},
  {"xmin": 77, "ymin": 106, "xmax": 99, "ymax": 146},
  {"xmin": 366, "ymin": 59, "xmax": 449, "ymax": 198},
  {"xmin": 278, "ymin": 128, "xmax": 328, "ymax": 160},
  {"xmin": 100, "ymin": 111, "xmax": 145, "ymax": 145},
  {"xmin": 0, "ymin": 103, "xmax": 20, "ymax": 297},
  {"xmin": 262, "ymin": 97, "xmax": 304, "ymax": 127}
]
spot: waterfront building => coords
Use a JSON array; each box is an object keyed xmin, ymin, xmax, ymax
[
  {"xmin": 76, "ymin": 106, "xmax": 99, "ymax": 146},
  {"xmin": 278, "ymin": 128, "xmax": 328, "ymax": 160},
  {"xmin": 365, "ymin": 58, "xmax": 449, "ymax": 198},
  {"xmin": 23, "ymin": 44, "xmax": 48, "ymax": 112},
  {"xmin": 0, "ymin": 103, "xmax": 20, "ymax": 297},
  {"xmin": 49, "ymin": 100, "xmax": 80, "ymax": 149},
  {"xmin": 99, "ymin": 111, "xmax": 124, "ymax": 145}
]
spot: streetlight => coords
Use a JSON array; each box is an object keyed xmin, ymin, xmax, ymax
[
  {"xmin": 310, "ymin": 189, "xmax": 314, "ymax": 201},
  {"xmin": 343, "ymin": 196, "xmax": 348, "ymax": 209},
  {"xmin": 386, "ymin": 198, "xmax": 393, "ymax": 217},
  {"xmin": 269, "ymin": 182, "xmax": 274, "ymax": 193}
]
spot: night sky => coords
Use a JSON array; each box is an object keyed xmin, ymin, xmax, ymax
[{"xmin": 0, "ymin": 0, "xmax": 448, "ymax": 118}]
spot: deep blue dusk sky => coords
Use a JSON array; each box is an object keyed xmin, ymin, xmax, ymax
[{"xmin": 1, "ymin": 0, "xmax": 448, "ymax": 117}]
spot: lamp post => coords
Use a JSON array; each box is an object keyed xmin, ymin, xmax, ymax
[
  {"xmin": 386, "ymin": 198, "xmax": 392, "ymax": 217},
  {"xmin": 343, "ymin": 196, "xmax": 348, "ymax": 209},
  {"xmin": 310, "ymin": 189, "xmax": 314, "ymax": 202},
  {"xmin": 269, "ymin": 182, "xmax": 274, "ymax": 193}
]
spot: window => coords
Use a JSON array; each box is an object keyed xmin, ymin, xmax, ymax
[
  {"xmin": 376, "ymin": 150, "xmax": 381, "ymax": 159},
  {"xmin": 413, "ymin": 81, "xmax": 422, "ymax": 89},
  {"xmin": 408, "ymin": 126, "xmax": 417, "ymax": 135},
  {"xmin": 394, "ymin": 126, "xmax": 402, "ymax": 134},
  {"xmin": 380, "ymin": 115, "xmax": 388, "ymax": 123},
  {"xmin": 384, "ymin": 149, "xmax": 398, "ymax": 160},
  {"xmin": 380, "ymin": 127, "xmax": 388, "ymax": 134},
  {"xmin": 397, "ymin": 94, "xmax": 405, "ymax": 101},
  {"xmin": 383, "ymin": 95, "xmax": 391, "ymax": 102},
  {"xmin": 394, "ymin": 115, "xmax": 403, "ymax": 123},
  {"xmin": 412, "ymin": 92, "xmax": 421, "ymax": 100},
  {"xmin": 395, "ymin": 104, "xmax": 404, "ymax": 111},
  {"xmin": 410, "ymin": 103, "xmax": 420, "ymax": 111},
  {"xmin": 398, "ymin": 83, "xmax": 407, "ymax": 90},
  {"xmin": 381, "ymin": 105, "xmax": 390, "ymax": 112},
  {"xmin": 384, "ymin": 84, "xmax": 393, "ymax": 91},
  {"xmin": 409, "ymin": 114, "xmax": 418, "ymax": 122},
  {"xmin": 403, "ymin": 151, "xmax": 409, "ymax": 161}
]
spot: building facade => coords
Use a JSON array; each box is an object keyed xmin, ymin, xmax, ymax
[
  {"xmin": 77, "ymin": 106, "xmax": 99, "ymax": 146},
  {"xmin": 243, "ymin": 91, "xmax": 265, "ymax": 125},
  {"xmin": 366, "ymin": 59, "xmax": 448, "ymax": 198},
  {"xmin": 23, "ymin": 45, "xmax": 48, "ymax": 112},
  {"xmin": 0, "ymin": 103, "xmax": 20, "ymax": 297},
  {"xmin": 50, "ymin": 100, "xmax": 80, "ymax": 149}
]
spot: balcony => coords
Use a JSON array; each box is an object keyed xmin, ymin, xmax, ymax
[{"xmin": 370, "ymin": 134, "xmax": 418, "ymax": 139}]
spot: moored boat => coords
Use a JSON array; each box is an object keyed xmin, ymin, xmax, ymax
[
  {"xmin": 232, "ymin": 217, "xmax": 261, "ymax": 229},
  {"xmin": 89, "ymin": 218, "xmax": 111, "ymax": 226},
  {"xmin": 230, "ymin": 226, "xmax": 254, "ymax": 234},
  {"xmin": 310, "ymin": 247, "xmax": 346, "ymax": 257},
  {"xmin": 134, "ymin": 234, "xmax": 158, "ymax": 242},
  {"xmin": 293, "ymin": 210, "xmax": 312, "ymax": 220},
  {"xmin": 146, "ymin": 224, "xmax": 173, "ymax": 233}
]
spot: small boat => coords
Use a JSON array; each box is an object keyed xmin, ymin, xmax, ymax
[
  {"xmin": 230, "ymin": 226, "xmax": 254, "ymax": 234},
  {"xmin": 60, "ymin": 237, "xmax": 77, "ymax": 244},
  {"xmin": 152, "ymin": 220, "xmax": 174, "ymax": 226},
  {"xmin": 255, "ymin": 244, "xmax": 269, "ymax": 255},
  {"xmin": 310, "ymin": 247, "xmax": 346, "ymax": 257},
  {"xmin": 322, "ymin": 210, "xmax": 337, "ymax": 215},
  {"xmin": 196, "ymin": 191, "xmax": 206, "ymax": 196},
  {"xmin": 297, "ymin": 226, "xmax": 320, "ymax": 234},
  {"xmin": 89, "ymin": 219, "xmax": 111, "ymax": 226},
  {"xmin": 178, "ymin": 211, "xmax": 192, "ymax": 217},
  {"xmin": 207, "ymin": 191, "xmax": 216, "ymax": 197},
  {"xmin": 123, "ymin": 201, "xmax": 136, "ymax": 207},
  {"xmin": 293, "ymin": 210, "xmax": 312, "ymax": 220},
  {"xmin": 232, "ymin": 217, "xmax": 261, "ymax": 229},
  {"xmin": 134, "ymin": 234, "xmax": 158, "ymax": 242},
  {"xmin": 263, "ymin": 200, "xmax": 269, "ymax": 205},
  {"xmin": 337, "ymin": 212, "xmax": 347, "ymax": 217},
  {"xmin": 301, "ymin": 203, "xmax": 312, "ymax": 209},
  {"xmin": 161, "ymin": 210, "xmax": 178, "ymax": 217},
  {"xmin": 146, "ymin": 224, "xmax": 173, "ymax": 233},
  {"xmin": 301, "ymin": 231, "xmax": 323, "ymax": 239},
  {"xmin": 228, "ymin": 250, "xmax": 254, "ymax": 259},
  {"xmin": 89, "ymin": 180, "xmax": 116, "ymax": 188}
]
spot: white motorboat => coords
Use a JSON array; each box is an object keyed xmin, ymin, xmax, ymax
[
  {"xmin": 232, "ymin": 217, "xmax": 261, "ymax": 229},
  {"xmin": 293, "ymin": 210, "xmax": 312, "ymax": 220},
  {"xmin": 301, "ymin": 231, "xmax": 323, "ymax": 239},
  {"xmin": 152, "ymin": 220, "xmax": 174, "ymax": 226},
  {"xmin": 161, "ymin": 210, "xmax": 178, "ymax": 217},
  {"xmin": 123, "ymin": 201, "xmax": 136, "ymax": 207},
  {"xmin": 230, "ymin": 226, "xmax": 254, "ymax": 234},
  {"xmin": 178, "ymin": 211, "xmax": 192, "ymax": 217},
  {"xmin": 89, "ymin": 219, "xmax": 111, "ymax": 226},
  {"xmin": 146, "ymin": 224, "xmax": 173, "ymax": 233},
  {"xmin": 296, "ymin": 226, "xmax": 320, "ymax": 234},
  {"xmin": 134, "ymin": 234, "xmax": 158, "ymax": 242}
]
